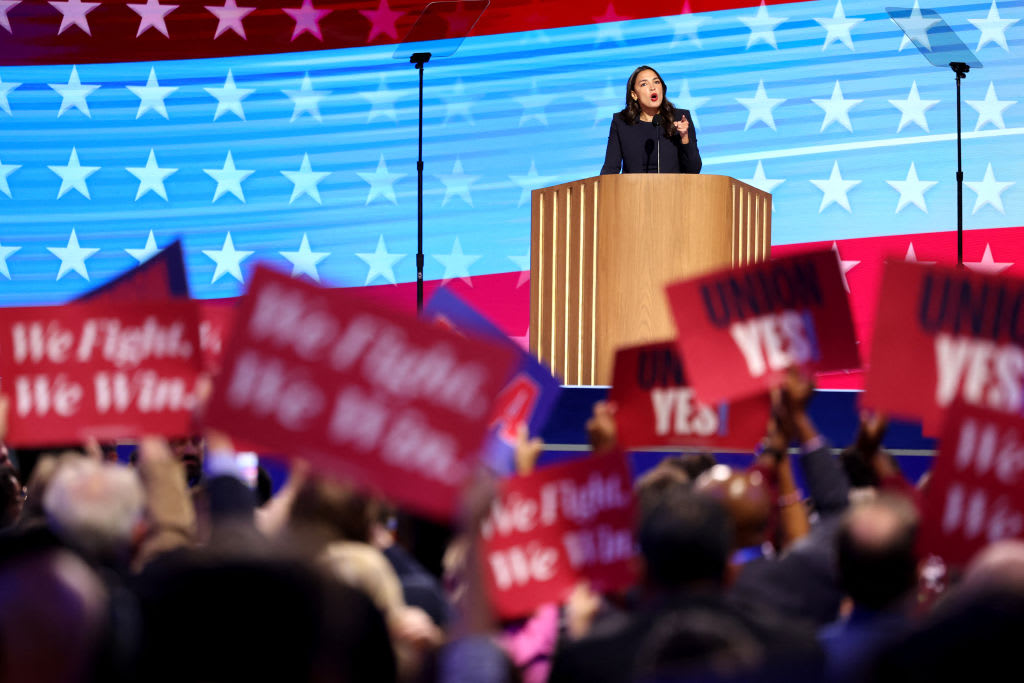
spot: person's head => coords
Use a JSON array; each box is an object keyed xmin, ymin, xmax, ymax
[
  {"xmin": 694, "ymin": 465, "xmax": 772, "ymax": 549},
  {"xmin": 961, "ymin": 539, "xmax": 1024, "ymax": 594},
  {"xmin": 168, "ymin": 435, "xmax": 204, "ymax": 488},
  {"xmin": 635, "ymin": 459, "xmax": 690, "ymax": 521},
  {"xmin": 622, "ymin": 65, "xmax": 677, "ymax": 135},
  {"xmin": 837, "ymin": 493, "xmax": 919, "ymax": 611},
  {"xmin": 638, "ymin": 487, "xmax": 733, "ymax": 592},
  {"xmin": 290, "ymin": 476, "xmax": 371, "ymax": 545},
  {"xmin": 43, "ymin": 458, "xmax": 146, "ymax": 563}
]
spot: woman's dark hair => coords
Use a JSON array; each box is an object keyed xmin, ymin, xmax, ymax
[{"xmin": 620, "ymin": 65, "xmax": 678, "ymax": 138}]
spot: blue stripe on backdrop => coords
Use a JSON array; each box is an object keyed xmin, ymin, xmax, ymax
[
  {"xmin": 537, "ymin": 387, "xmax": 936, "ymax": 485},
  {"xmin": 0, "ymin": 0, "xmax": 1021, "ymax": 305}
]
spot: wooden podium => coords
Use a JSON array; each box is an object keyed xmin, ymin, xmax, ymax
[{"xmin": 530, "ymin": 174, "xmax": 771, "ymax": 386}]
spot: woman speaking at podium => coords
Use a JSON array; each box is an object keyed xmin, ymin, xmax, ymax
[{"xmin": 600, "ymin": 66, "xmax": 702, "ymax": 175}]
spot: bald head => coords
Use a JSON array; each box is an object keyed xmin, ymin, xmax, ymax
[
  {"xmin": 837, "ymin": 494, "xmax": 919, "ymax": 610},
  {"xmin": 963, "ymin": 540, "xmax": 1024, "ymax": 594},
  {"xmin": 694, "ymin": 465, "xmax": 771, "ymax": 549}
]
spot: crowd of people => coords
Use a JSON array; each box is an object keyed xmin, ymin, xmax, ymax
[{"xmin": 1, "ymin": 366, "xmax": 1023, "ymax": 683}]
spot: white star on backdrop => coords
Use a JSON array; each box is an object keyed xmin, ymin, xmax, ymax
[
  {"xmin": 904, "ymin": 243, "xmax": 935, "ymax": 264},
  {"xmin": 665, "ymin": 9, "xmax": 706, "ymax": 49},
  {"xmin": 125, "ymin": 230, "xmax": 161, "ymax": 263},
  {"xmin": 591, "ymin": 3, "xmax": 625, "ymax": 45},
  {"xmin": 0, "ymin": 0, "xmax": 22, "ymax": 34},
  {"xmin": 356, "ymin": 235, "xmax": 405, "ymax": 285},
  {"xmin": 126, "ymin": 149, "xmax": 177, "ymax": 201},
  {"xmin": 810, "ymin": 161, "xmax": 860, "ymax": 213},
  {"xmin": 279, "ymin": 233, "xmax": 329, "ymax": 282},
  {"xmin": 358, "ymin": 155, "xmax": 405, "ymax": 205},
  {"xmin": 966, "ymin": 82, "xmax": 1015, "ymax": 131},
  {"xmin": 965, "ymin": 162, "xmax": 1015, "ymax": 214},
  {"xmin": 831, "ymin": 241, "xmax": 859, "ymax": 292},
  {"xmin": 281, "ymin": 153, "xmax": 329, "ymax": 204},
  {"xmin": 675, "ymin": 79, "xmax": 710, "ymax": 130},
  {"xmin": 442, "ymin": 78, "xmax": 474, "ymax": 125},
  {"xmin": 510, "ymin": 160, "xmax": 558, "ymax": 208},
  {"xmin": 205, "ymin": 0, "xmax": 254, "ymax": 39},
  {"xmin": 812, "ymin": 81, "xmax": 862, "ymax": 133},
  {"xmin": 814, "ymin": 0, "xmax": 862, "ymax": 51},
  {"xmin": 516, "ymin": 80, "xmax": 555, "ymax": 127},
  {"xmin": 507, "ymin": 253, "xmax": 530, "ymax": 288},
  {"xmin": 433, "ymin": 237, "xmax": 481, "ymax": 286},
  {"xmin": 205, "ymin": 69, "xmax": 253, "ymax": 121},
  {"xmin": 965, "ymin": 243, "xmax": 1013, "ymax": 274},
  {"xmin": 361, "ymin": 75, "xmax": 401, "ymax": 123},
  {"xmin": 740, "ymin": 161, "xmax": 784, "ymax": 211},
  {"xmin": 585, "ymin": 79, "xmax": 618, "ymax": 127},
  {"xmin": 437, "ymin": 159, "xmax": 479, "ymax": 207},
  {"xmin": 0, "ymin": 240, "xmax": 19, "ymax": 279},
  {"xmin": 895, "ymin": 1, "xmax": 940, "ymax": 51},
  {"xmin": 737, "ymin": 80, "xmax": 785, "ymax": 131},
  {"xmin": 739, "ymin": 1, "xmax": 787, "ymax": 49},
  {"xmin": 127, "ymin": 0, "xmax": 177, "ymax": 37},
  {"xmin": 968, "ymin": 1, "xmax": 1018, "ymax": 51},
  {"xmin": 889, "ymin": 81, "xmax": 939, "ymax": 133},
  {"xmin": 49, "ymin": 0, "xmax": 99, "ymax": 35},
  {"xmin": 127, "ymin": 67, "xmax": 178, "ymax": 119},
  {"xmin": 284, "ymin": 73, "xmax": 327, "ymax": 122},
  {"xmin": 886, "ymin": 162, "xmax": 937, "ymax": 213},
  {"xmin": 47, "ymin": 228, "xmax": 99, "ymax": 281},
  {"xmin": 0, "ymin": 157, "xmax": 20, "ymax": 197},
  {"xmin": 49, "ymin": 147, "xmax": 99, "ymax": 199},
  {"xmin": 0, "ymin": 74, "xmax": 20, "ymax": 115},
  {"xmin": 203, "ymin": 232, "xmax": 253, "ymax": 283},
  {"xmin": 203, "ymin": 151, "xmax": 254, "ymax": 203},
  {"xmin": 49, "ymin": 65, "xmax": 99, "ymax": 118}
]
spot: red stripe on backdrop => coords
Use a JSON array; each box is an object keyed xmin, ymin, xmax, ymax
[
  {"xmin": 339, "ymin": 226, "xmax": 1024, "ymax": 390},
  {"xmin": 0, "ymin": 0, "xmax": 803, "ymax": 66}
]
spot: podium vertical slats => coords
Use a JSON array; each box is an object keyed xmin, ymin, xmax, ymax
[
  {"xmin": 531, "ymin": 175, "xmax": 771, "ymax": 386},
  {"xmin": 582, "ymin": 182, "xmax": 597, "ymax": 385},
  {"xmin": 566, "ymin": 184, "xmax": 582, "ymax": 384}
]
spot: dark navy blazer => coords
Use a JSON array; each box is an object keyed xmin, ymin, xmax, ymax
[{"xmin": 600, "ymin": 109, "xmax": 702, "ymax": 175}]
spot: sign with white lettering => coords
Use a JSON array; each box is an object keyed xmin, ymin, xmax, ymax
[
  {"xmin": 425, "ymin": 288, "xmax": 562, "ymax": 475},
  {"xmin": 0, "ymin": 300, "xmax": 202, "ymax": 445},
  {"xmin": 665, "ymin": 250, "xmax": 860, "ymax": 403},
  {"xmin": 608, "ymin": 341, "xmax": 771, "ymax": 450},
  {"xmin": 919, "ymin": 403, "xmax": 1024, "ymax": 567},
  {"xmin": 479, "ymin": 453, "xmax": 636, "ymax": 620},
  {"xmin": 203, "ymin": 266, "xmax": 517, "ymax": 521},
  {"xmin": 864, "ymin": 261, "xmax": 1024, "ymax": 432}
]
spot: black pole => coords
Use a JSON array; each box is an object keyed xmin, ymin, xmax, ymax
[
  {"xmin": 412, "ymin": 52, "xmax": 431, "ymax": 312},
  {"xmin": 951, "ymin": 61, "xmax": 968, "ymax": 268}
]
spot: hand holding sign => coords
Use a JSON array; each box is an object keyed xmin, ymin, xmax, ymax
[{"xmin": 665, "ymin": 250, "xmax": 859, "ymax": 403}]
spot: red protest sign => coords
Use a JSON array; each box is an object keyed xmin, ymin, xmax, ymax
[
  {"xmin": 864, "ymin": 261, "xmax": 1024, "ymax": 432},
  {"xmin": 919, "ymin": 404, "xmax": 1024, "ymax": 568},
  {"xmin": 480, "ymin": 453, "xmax": 636, "ymax": 620},
  {"xmin": 665, "ymin": 250, "xmax": 860, "ymax": 403},
  {"xmin": 0, "ymin": 301, "xmax": 202, "ymax": 446},
  {"xmin": 608, "ymin": 341, "xmax": 771, "ymax": 451},
  {"xmin": 197, "ymin": 299, "xmax": 238, "ymax": 375},
  {"xmin": 203, "ymin": 266, "xmax": 517, "ymax": 521}
]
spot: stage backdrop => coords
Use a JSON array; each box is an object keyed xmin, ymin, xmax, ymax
[{"xmin": 0, "ymin": 0, "xmax": 1021, "ymax": 388}]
